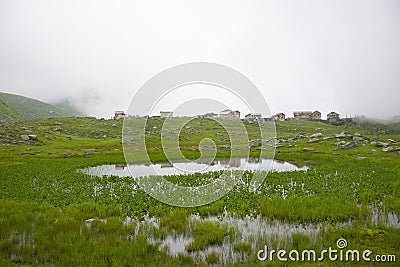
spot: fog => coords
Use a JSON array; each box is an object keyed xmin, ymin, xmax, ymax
[{"xmin": 0, "ymin": 0, "xmax": 399, "ymax": 119}]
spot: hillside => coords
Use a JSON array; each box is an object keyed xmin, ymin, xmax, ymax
[{"xmin": 0, "ymin": 92, "xmax": 81, "ymax": 121}]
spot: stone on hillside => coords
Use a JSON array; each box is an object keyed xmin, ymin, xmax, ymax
[
  {"xmin": 387, "ymin": 139, "xmax": 397, "ymax": 144},
  {"xmin": 28, "ymin": 134, "xmax": 37, "ymax": 140},
  {"xmin": 303, "ymin": 147, "xmax": 314, "ymax": 151},
  {"xmin": 375, "ymin": 142, "xmax": 389, "ymax": 147},
  {"xmin": 310, "ymin": 133, "xmax": 323, "ymax": 138},
  {"xmin": 334, "ymin": 132, "xmax": 347, "ymax": 138},
  {"xmin": 60, "ymin": 153, "xmax": 77, "ymax": 157},
  {"xmin": 112, "ymin": 123, "xmax": 117, "ymax": 127},
  {"xmin": 20, "ymin": 134, "xmax": 29, "ymax": 141},
  {"xmin": 249, "ymin": 139, "xmax": 262, "ymax": 147},
  {"xmin": 341, "ymin": 141, "xmax": 357, "ymax": 149},
  {"xmin": 295, "ymin": 133, "xmax": 306, "ymax": 139},
  {"xmin": 308, "ymin": 138, "xmax": 319, "ymax": 143},
  {"xmin": 382, "ymin": 147, "xmax": 396, "ymax": 152},
  {"xmin": 357, "ymin": 157, "xmax": 367, "ymax": 160},
  {"xmin": 219, "ymin": 144, "xmax": 230, "ymax": 151},
  {"xmin": 83, "ymin": 151, "xmax": 95, "ymax": 155},
  {"xmin": 353, "ymin": 136, "xmax": 364, "ymax": 142}
]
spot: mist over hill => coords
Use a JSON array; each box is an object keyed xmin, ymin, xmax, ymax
[{"xmin": 0, "ymin": 92, "xmax": 82, "ymax": 121}]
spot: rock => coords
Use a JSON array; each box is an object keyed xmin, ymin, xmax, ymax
[
  {"xmin": 341, "ymin": 141, "xmax": 357, "ymax": 149},
  {"xmin": 219, "ymin": 144, "xmax": 230, "ymax": 151},
  {"xmin": 310, "ymin": 133, "xmax": 323, "ymax": 138},
  {"xmin": 28, "ymin": 134, "xmax": 37, "ymax": 140},
  {"xmin": 387, "ymin": 139, "xmax": 397, "ymax": 144},
  {"xmin": 112, "ymin": 123, "xmax": 117, "ymax": 127},
  {"xmin": 357, "ymin": 157, "xmax": 367, "ymax": 160},
  {"xmin": 334, "ymin": 132, "xmax": 347, "ymax": 138},
  {"xmin": 67, "ymin": 136, "xmax": 72, "ymax": 140},
  {"xmin": 249, "ymin": 139, "xmax": 262, "ymax": 147},
  {"xmin": 83, "ymin": 151, "xmax": 95, "ymax": 155},
  {"xmin": 375, "ymin": 142, "xmax": 389, "ymax": 147},
  {"xmin": 295, "ymin": 133, "xmax": 306, "ymax": 139},
  {"xmin": 55, "ymin": 127, "xmax": 62, "ymax": 132},
  {"xmin": 189, "ymin": 146, "xmax": 196, "ymax": 151},
  {"xmin": 303, "ymin": 147, "xmax": 314, "ymax": 151},
  {"xmin": 20, "ymin": 134, "xmax": 29, "ymax": 141},
  {"xmin": 382, "ymin": 147, "xmax": 395, "ymax": 152},
  {"xmin": 59, "ymin": 153, "xmax": 77, "ymax": 157},
  {"xmin": 154, "ymin": 147, "xmax": 159, "ymax": 151},
  {"xmin": 353, "ymin": 136, "xmax": 364, "ymax": 142},
  {"xmin": 308, "ymin": 138, "xmax": 319, "ymax": 143}
]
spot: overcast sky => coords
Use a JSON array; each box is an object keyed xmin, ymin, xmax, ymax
[{"xmin": 1, "ymin": 0, "xmax": 399, "ymax": 119}]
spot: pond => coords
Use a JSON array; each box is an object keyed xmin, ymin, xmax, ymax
[{"xmin": 78, "ymin": 158, "xmax": 308, "ymax": 178}]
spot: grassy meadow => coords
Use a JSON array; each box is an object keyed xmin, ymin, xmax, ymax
[{"xmin": 0, "ymin": 117, "xmax": 399, "ymax": 266}]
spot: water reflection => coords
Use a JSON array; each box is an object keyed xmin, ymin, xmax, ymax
[{"xmin": 79, "ymin": 158, "xmax": 308, "ymax": 178}]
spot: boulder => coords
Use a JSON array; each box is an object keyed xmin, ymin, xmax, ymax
[
  {"xmin": 249, "ymin": 139, "xmax": 262, "ymax": 147},
  {"xmin": 341, "ymin": 141, "xmax": 357, "ymax": 149},
  {"xmin": 308, "ymin": 138, "xmax": 319, "ymax": 143},
  {"xmin": 375, "ymin": 142, "xmax": 389, "ymax": 147},
  {"xmin": 20, "ymin": 134, "xmax": 29, "ymax": 141},
  {"xmin": 303, "ymin": 147, "xmax": 314, "ymax": 151},
  {"xmin": 294, "ymin": 133, "xmax": 307, "ymax": 139},
  {"xmin": 310, "ymin": 133, "xmax": 323, "ymax": 138},
  {"xmin": 382, "ymin": 147, "xmax": 395, "ymax": 152},
  {"xmin": 353, "ymin": 136, "xmax": 364, "ymax": 142},
  {"xmin": 387, "ymin": 139, "xmax": 398, "ymax": 144},
  {"xmin": 334, "ymin": 132, "xmax": 347, "ymax": 138},
  {"xmin": 28, "ymin": 134, "xmax": 37, "ymax": 140},
  {"xmin": 60, "ymin": 153, "xmax": 77, "ymax": 157}
]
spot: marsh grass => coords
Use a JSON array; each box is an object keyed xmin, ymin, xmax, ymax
[
  {"xmin": 0, "ymin": 117, "xmax": 399, "ymax": 265},
  {"xmin": 186, "ymin": 221, "xmax": 234, "ymax": 251}
]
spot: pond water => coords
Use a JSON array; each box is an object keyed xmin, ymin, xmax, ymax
[{"xmin": 79, "ymin": 158, "xmax": 308, "ymax": 178}]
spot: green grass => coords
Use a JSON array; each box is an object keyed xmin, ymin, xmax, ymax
[
  {"xmin": 0, "ymin": 116, "xmax": 399, "ymax": 265},
  {"xmin": 186, "ymin": 221, "xmax": 233, "ymax": 251},
  {"xmin": 0, "ymin": 92, "xmax": 80, "ymax": 121}
]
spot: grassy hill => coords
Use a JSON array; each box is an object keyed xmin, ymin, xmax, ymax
[{"xmin": 0, "ymin": 92, "xmax": 81, "ymax": 121}]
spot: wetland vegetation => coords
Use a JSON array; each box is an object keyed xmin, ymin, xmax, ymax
[{"xmin": 0, "ymin": 117, "xmax": 399, "ymax": 266}]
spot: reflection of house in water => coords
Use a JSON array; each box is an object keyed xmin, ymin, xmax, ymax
[
  {"xmin": 161, "ymin": 162, "xmax": 173, "ymax": 168},
  {"xmin": 247, "ymin": 158, "xmax": 260, "ymax": 164},
  {"xmin": 219, "ymin": 158, "xmax": 241, "ymax": 167},
  {"xmin": 115, "ymin": 164, "xmax": 127, "ymax": 171}
]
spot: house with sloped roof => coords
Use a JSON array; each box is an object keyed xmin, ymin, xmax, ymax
[
  {"xmin": 219, "ymin": 109, "xmax": 240, "ymax": 120},
  {"xmin": 327, "ymin": 111, "xmax": 340, "ymax": 122},
  {"xmin": 113, "ymin": 111, "xmax": 125, "ymax": 120}
]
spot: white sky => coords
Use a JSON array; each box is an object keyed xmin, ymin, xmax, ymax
[{"xmin": 0, "ymin": 0, "xmax": 399, "ymax": 119}]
